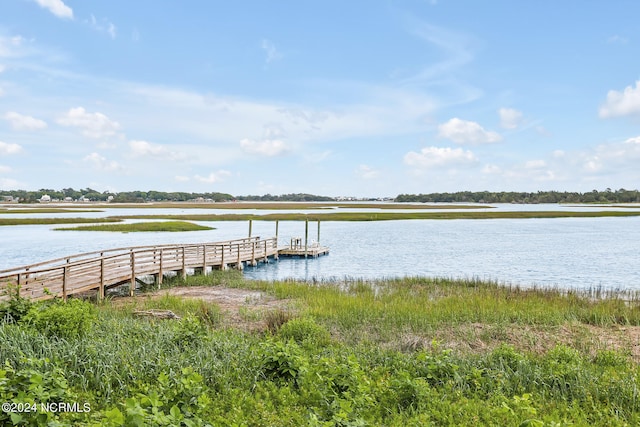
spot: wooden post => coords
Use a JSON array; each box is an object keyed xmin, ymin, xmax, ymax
[
  {"xmin": 130, "ymin": 251, "xmax": 135, "ymax": 297},
  {"xmin": 275, "ymin": 220, "xmax": 279, "ymax": 244},
  {"xmin": 304, "ymin": 218, "xmax": 309, "ymax": 258},
  {"xmin": 248, "ymin": 219, "xmax": 253, "ymax": 238},
  {"xmin": 263, "ymin": 239, "xmax": 268, "ymax": 262},
  {"xmin": 181, "ymin": 246, "xmax": 187, "ymax": 279},
  {"xmin": 62, "ymin": 265, "xmax": 68, "ymax": 301},
  {"xmin": 251, "ymin": 241, "xmax": 256, "ymax": 266},
  {"xmin": 158, "ymin": 248, "xmax": 164, "ymax": 288},
  {"xmin": 63, "ymin": 258, "xmax": 70, "ymax": 301},
  {"xmin": 236, "ymin": 243, "xmax": 242, "ymax": 270},
  {"xmin": 202, "ymin": 244, "xmax": 208, "ymax": 275},
  {"xmin": 99, "ymin": 253, "xmax": 105, "ymax": 301},
  {"xmin": 317, "ymin": 220, "xmax": 321, "ymax": 244},
  {"xmin": 220, "ymin": 244, "xmax": 226, "ymax": 270}
]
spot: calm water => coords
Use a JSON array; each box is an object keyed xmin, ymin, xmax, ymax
[{"xmin": 1, "ymin": 205, "xmax": 639, "ymax": 290}]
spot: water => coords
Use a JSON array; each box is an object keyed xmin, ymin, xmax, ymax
[{"xmin": 1, "ymin": 205, "xmax": 640, "ymax": 290}]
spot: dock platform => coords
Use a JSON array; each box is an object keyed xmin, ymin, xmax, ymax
[{"xmin": 277, "ymin": 237, "xmax": 330, "ymax": 258}]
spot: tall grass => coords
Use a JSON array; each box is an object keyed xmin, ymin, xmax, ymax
[{"xmin": 2, "ymin": 273, "xmax": 640, "ymax": 425}]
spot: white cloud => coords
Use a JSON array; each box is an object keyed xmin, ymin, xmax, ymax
[
  {"xmin": 261, "ymin": 39, "xmax": 282, "ymax": 64},
  {"xmin": 32, "ymin": 0, "xmax": 73, "ymax": 19},
  {"xmin": 0, "ymin": 165, "xmax": 11, "ymax": 173},
  {"xmin": 607, "ymin": 35, "xmax": 628, "ymax": 44},
  {"xmin": 599, "ymin": 80, "xmax": 640, "ymax": 118},
  {"xmin": 404, "ymin": 146, "xmax": 476, "ymax": 169},
  {"xmin": 83, "ymin": 152, "xmax": 123, "ymax": 172},
  {"xmin": 481, "ymin": 164, "xmax": 501, "ymax": 174},
  {"xmin": 0, "ymin": 141, "xmax": 23, "ymax": 155},
  {"xmin": 356, "ymin": 164, "xmax": 379, "ymax": 179},
  {"xmin": 437, "ymin": 118, "xmax": 502, "ymax": 144},
  {"xmin": 0, "ymin": 64, "xmax": 5, "ymax": 73},
  {"xmin": 240, "ymin": 138, "xmax": 290, "ymax": 156},
  {"xmin": 194, "ymin": 170, "xmax": 232, "ymax": 183},
  {"xmin": 0, "ymin": 36, "xmax": 25, "ymax": 58},
  {"xmin": 0, "ymin": 177, "xmax": 21, "ymax": 189},
  {"xmin": 174, "ymin": 175, "xmax": 190, "ymax": 182},
  {"xmin": 4, "ymin": 112, "xmax": 47, "ymax": 131},
  {"xmin": 498, "ymin": 108, "xmax": 523, "ymax": 129},
  {"xmin": 625, "ymin": 136, "xmax": 640, "ymax": 144},
  {"xmin": 86, "ymin": 15, "xmax": 117, "ymax": 39},
  {"xmin": 129, "ymin": 140, "xmax": 185, "ymax": 161},
  {"xmin": 524, "ymin": 160, "xmax": 546, "ymax": 169},
  {"xmin": 57, "ymin": 107, "xmax": 121, "ymax": 138}
]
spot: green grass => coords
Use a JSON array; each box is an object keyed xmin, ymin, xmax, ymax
[
  {"xmin": 54, "ymin": 201, "xmax": 484, "ymax": 210},
  {"xmin": 0, "ymin": 208, "xmax": 103, "ymax": 214},
  {"xmin": 54, "ymin": 220, "xmax": 214, "ymax": 232},
  {"xmin": 2, "ymin": 273, "xmax": 640, "ymax": 426},
  {"xmin": 0, "ymin": 217, "xmax": 121, "ymax": 226},
  {"xmin": 111, "ymin": 209, "xmax": 640, "ymax": 222}
]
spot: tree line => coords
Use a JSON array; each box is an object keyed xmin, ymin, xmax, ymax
[{"xmin": 395, "ymin": 189, "xmax": 640, "ymax": 204}]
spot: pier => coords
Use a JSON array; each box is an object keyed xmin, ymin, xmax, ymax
[{"xmin": 0, "ymin": 235, "xmax": 322, "ymax": 302}]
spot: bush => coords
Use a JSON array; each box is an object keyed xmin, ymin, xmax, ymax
[
  {"xmin": 277, "ymin": 317, "xmax": 331, "ymax": 346},
  {"xmin": 0, "ymin": 284, "xmax": 32, "ymax": 324},
  {"xmin": 25, "ymin": 298, "xmax": 96, "ymax": 339}
]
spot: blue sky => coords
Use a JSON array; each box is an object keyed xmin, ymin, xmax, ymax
[{"xmin": 1, "ymin": 0, "xmax": 640, "ymax": 197}]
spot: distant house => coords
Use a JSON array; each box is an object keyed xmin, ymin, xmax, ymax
[
  {"xmin": 2, "ymin": 196, "xmax": 17, "ymax": 203},
  {"xmin": 39, "ymin": 194, "xmax": 51, "ymax": 203},
  {"xmin": 107, "ymin": 195, "xmax": 114, "ymax": 202},
  {"xmin": 63, "ymin": 197, "xmax": 73, "ymax": 202}
]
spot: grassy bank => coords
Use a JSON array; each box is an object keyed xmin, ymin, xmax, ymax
[
  {"xmin": 1, "ymin": 273, "xmax": 639, "ymax": 426},
  {"xmin": 112, "ymin": 209, "xmax": 640, "ymax": 222},
  {"xmin": 54, "ymin": 221, "xmax": 214, "ymax": 232},
  {"xmin": 53, "ymin": 202, "xmax": 483, "ymax": 210},
  {"xmin": 0, "ymin": 218, "xmax": 121, "ymax": 226},
  {"xmin": 0, "ymin": 208, "xmax": 103, "ymax": 214}
]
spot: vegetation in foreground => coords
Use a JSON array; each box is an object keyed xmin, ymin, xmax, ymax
[
  {"xmin": 1, "ymin": 273, "xmax": 640, "ymax": 426},
  {"xmin": 54, "ymin": 221, "xmax": 214, "ymax": 233}
]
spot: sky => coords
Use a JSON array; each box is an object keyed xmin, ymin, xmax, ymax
[{"xmin": 1, "ymin": 1, "xmax": 640, "ymax": 197}]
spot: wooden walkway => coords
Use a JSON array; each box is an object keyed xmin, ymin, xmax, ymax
[{"xmin": 0, "ymin": 236, "xmax": 279, "ymax": 301}]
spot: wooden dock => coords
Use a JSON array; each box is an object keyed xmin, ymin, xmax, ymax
[
  {"xmin": 278, "ymin": 237, "xmax": 330, "ymax": 258},
  {"xmin": 0, "ymin": 236, "xmax": 281, "ymax": 302}
]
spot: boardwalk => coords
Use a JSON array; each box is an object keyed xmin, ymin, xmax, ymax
[{"xmin": 0, "ymin": 236, "xmax": 279, "ymax": 301}]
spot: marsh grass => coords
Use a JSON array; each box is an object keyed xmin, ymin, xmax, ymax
[
  {"xmin": 2, "ymin": 273, "xmax": 640, "ymax": 425},
  {"xmin": 0, "ymin": 217, "xmax": 121, "ymax": 226},
  {"xmin": 111, "ymin": 210, "xmax": 640, "ymax": 222},
  {"xmin": 54, "ymin": 220, "xmax": 213, "ymax": 232}
]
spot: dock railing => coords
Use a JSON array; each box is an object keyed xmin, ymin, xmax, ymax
[{"xmin": 0, "ymin": 236, "xmax": 279, "ymax": 301}]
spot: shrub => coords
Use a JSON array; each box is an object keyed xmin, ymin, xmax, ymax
[
  {"xmin": 277, "ymin": 317, "xmax": 331, "ymax": 346},
  {"xmin": 25, "ymin": 298, "xmax": 96, "ymax": 339},
  {"xmin": 0, "ymin": 284, "xmax": 32, "ymax": 324}
]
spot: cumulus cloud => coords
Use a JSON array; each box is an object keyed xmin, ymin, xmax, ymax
[
  {"xmin": 57, "ymin": 107, "xmax": 121, "ymax": 138},
  {"xmin": 240, "ymin": 138, "xmax": 290, "ymax": 156},
  {"xmin": 0, "ymin": 165, "xmax": 11, "ymax": 173},
  {"xmin": 498, "ymin": 108, "xmax": 523, "ymax": 129},
  {"xmin": 404, "ymin": 146, "xmax": 476, "ymax": 169},
  {"xmin": 129, "ymin": 140, "xmax": 185, "ymax": 161},
  {"xmin": 194, "ymin": 170, "xmax": 232, "ymax": 183},
  {"xmin": 599, "ymin": 81, "xmax": 640, "ymax": 118},
  {"xmin": 356, "ymin": 164, "xmax": 379, "ymax": 179},
  {"xmin": 4, "ymin": 112, "xmax": 47, "ymax": 131},
  {"xmin": 83, "ymin": 152, "xmax": 123, "ymax": 171},
  {"xmin": 32, "ymin": 0, "xmax": 73, "ymax": 19},
  {"xmin": 437, "ymin": 118, "xmax": 502, "ymax": 144},
  {"xmin": 0, "ymin": 141, "xmax": 23, "ymax": 155}
]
